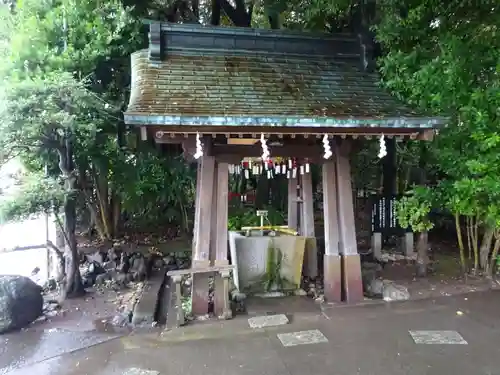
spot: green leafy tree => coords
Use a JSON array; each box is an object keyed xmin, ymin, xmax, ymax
[
  {"xmin": 376, "ymin": 0, "xmax": 500, "ymax": 275},
  {"xmin": 120, "ymin": 153, "xmax": 197, "ymax": 231},
  {"xmin": 0, "ymin": 0, "xmax": 142, "ymax": 241},
  {"xmin": 396, "ymin": 186, "xmax": 434, "ymax": 276},
  {"xmin": 0, "ymin": 72, "xmax": 112, "ymax": 298}
]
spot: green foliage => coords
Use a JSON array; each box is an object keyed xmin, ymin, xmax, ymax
[
  {"xmin": 227, "ymin": 206, "xmax": 285, "ymax": 230},
  {"xmin": 376, "ymin": 0, "xmax": 500, "ymax": 181},
  {"xmin": 1, "ymin": 0, "xmax": 141, "ymax": 80},
  {"xmin": 396, "ymin": 186, "xmax": 434, "ymax": 233},
  {"xmin": 0, "ymin": 0, "xmax": 147, "ymax": 238},
  {"xmin": 377, "ymin": 0, "xmax": 500, "ymax": 274},
  {"xmin": 120, "ymin": 153, "xmax": 196, "ymax": 229},
  {"xmin": 0, "ymin": 0, "xmax": 141, "ymax": 169},
  {"xmin": 0, "ymin": 173, "xmax": 65, "ymax": 223},
  {"xmin": 0, "ymin": 72, "xmax": 111, "ymax": 163},
  {"xmin": 438, "ymin": 176, "xmax": 500, "ymax": 228}
]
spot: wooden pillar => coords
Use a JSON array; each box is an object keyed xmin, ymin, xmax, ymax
[
  {"xmin": 322, "ymin": 159, "xmax": 342, "ymax": 302},
  {"xmin": 287, "ymin": 176, "xmax": 298, "ymax": 230},
  {"xmin": 382, "ymin": 137, "xmax": 397, "ymax": 245},
  {"xmin": 192, "ymin": 155, "xmax": 215, "ymax": 315},
  {"xmin": 335, "ymin": 141, "xmax": 363, "ymax": 303},
  {"xmin": 300, "ymin": 172, "xmax": 318, "ymax": 278},
  {"xmin": 213, "ymin": 162, "xmax": 229, "ymax": 316},
  {"xmin": 193, "ymin": 163, "xmax": 201, "ymax": 253},
  {"xmin": 209, "ymin": 163, "xmax": 219, "ymax": 264},
  {"xmin": 383, "ymin": 137, "xmax": 397, "ymax": 195}
]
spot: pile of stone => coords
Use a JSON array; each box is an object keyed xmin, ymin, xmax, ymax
[
  {"xmin": 378, "ymin": 251, "xmax": 418, "ymax": 263},
  {"xmin": 361, "ymin": 262, "xmax": 410, "ymax": 301},
  {"xmin": 109, "ymin": 282, "xmax": 146, "ymax": 327},
  {"xmin": 79, "ymin": 246, "xmax": 180, "ymax": 291},
  {"xmin": 301, "ymin": 276, "xmax": 325, "ymax": 303},
  {"xmin": 87, "ymin": 249, "xmax": 191, "ymax": 327},
  {"xmin": 33, "ymin": 300, "xmax": 65, "ymax": 324}
]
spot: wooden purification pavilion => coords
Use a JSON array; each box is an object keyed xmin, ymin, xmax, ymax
[{"xmin": 124, "ymin": 22, "xmax": 445, "ymax": 316}]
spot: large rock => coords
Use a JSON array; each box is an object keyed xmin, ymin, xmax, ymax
[
  {"xmin": 0, "ymin": 275, "xmax": 43, "ymax": 333},
  {"xmin": 364, "ymin": 278, "xmax": 410, "ymax": 302},
  {"xmin": 81, "ymin": 261, "xmax": 106, "ymax": 288},
  {"xmin": 130, "ymin": 255, "xmax": 146, "ymax": 281},
  {"xmin": 382, "ymin": 282, "xmax": 410, "ymax": 302},
  {"xmin": 361, "ymin": 262, "xmax": 383, "ymax": 296}
]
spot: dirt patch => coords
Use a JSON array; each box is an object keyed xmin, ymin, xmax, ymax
[
  {"xmin": 30, "ymin": 286, "xmax": 142, "ymax": 333},
  {"xmin": 406, "ymin": 277, "xmax": 498, "ymax": 300},
  {"xmin": 380, "ymin": 253, "xmax": 499, "ymax": 301}
]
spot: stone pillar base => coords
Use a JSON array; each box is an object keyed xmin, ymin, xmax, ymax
[
  {"xmin": 371, "ymin": 232, "xmax": 382, "ymax": 260},
  {"xmin": 341, "ymin": 254, "xmax": 364, "ymax": 303},
  {"xmin": 213, "ymin": 260, "xmax": 228, "ymax": 316},
  {"xmin": 323, "ymin": 254, "xmax": 342, "ymax": 302},
  {"xmin": 402, "ymin": 232, "xmax": 415, "ymax": 257}
]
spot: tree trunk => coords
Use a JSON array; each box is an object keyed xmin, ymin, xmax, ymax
[
  {"xmin": 93, "ymin": 165, "xmax": 113, "ymax": 239},
  {"xmin": 454, "ymin": 212, "xmax": 467, "ymax": 273},
  {"xmin": 487, "ymin": 235, "xmax": 500, "ymax": 277},
  {"xmin": 218, "ymin": 0, "xmax": 252, "ymax": 27},
  {"xmin": 192, "ymin": 0, "xmax": 199, "ymax": 19},
  {"xmin": 480, "ymin": 225, "xmax": 494, "ymax": 272},
  {"xmin": 63, "ymin": 192, "xmax": 85, "ymax": 299},
  {"xmin": 111, "ymin": 197, "xmax": 121, "ymax": 236},
  {"xmin": 87, "ymin": 201, "xmax": 107, "ymax": 240},
  {"xmin": 47, "ymin": 240, "xmax": 66, "ymax": 283},
  {"xmin": 58, "ymin": 135, "xmax": 85, "ymax": 300},
  {"xmin": 415, "ymin": 231, "xmax": 429, "ymax": 277},
  {"xmin": 210, "ymin": 0, "xmax": 220, "ymax": 25},
  {"xmin": 111, "ymin": 120, "xmax": 125, "ymax": 236},
  {"xmin": 466, "ymin": 216, "xmax": 473, "ymax": 260}
]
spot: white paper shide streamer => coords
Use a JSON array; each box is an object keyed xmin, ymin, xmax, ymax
[
  {"xmin": 260, "ymin": 133, "xmax": 270, "ymax": 162},
  {"xmin": 322, "ymin": 134, "xmax": 332, "ymax": 159},
  {"xmin": 193, "ymin": 132, "xmax": 203, "ymax": 159},
  {"xmin": 378, "ymin": 134, "xmax": 387, "ymax": 158}
]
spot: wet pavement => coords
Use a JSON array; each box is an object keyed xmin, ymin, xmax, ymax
[
  {"xmin": 3, "ymin": 290, "xmax": 500, "ymax": 375},
  {"xmin": 0, "ymin": 325, "xmax": 122, "ymax": 375}
]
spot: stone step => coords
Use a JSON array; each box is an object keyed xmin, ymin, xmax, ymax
[{"xmin": 131, "ymin": 268, "xmax": 165, "ymax": 327}]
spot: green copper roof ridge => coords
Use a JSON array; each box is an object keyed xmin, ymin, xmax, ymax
[
  {"xmin": 142, "ymin": 20, "xmax": 359, "ymax": 42},
  {"xmin": 164, "ymin": 47, "xmax": 361, "ymax": 59},
  {"xmin": 132, "ymin": 48, "xmax": 361, "ymax": 60},
  {"xmin": 124, "ymin": 113, "xmax": 447, "ymax": 128}
]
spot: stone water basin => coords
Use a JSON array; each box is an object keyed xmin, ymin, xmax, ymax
[{"xmin": 228, "ymin": 231, "xmax": 308, "ymax": 293}]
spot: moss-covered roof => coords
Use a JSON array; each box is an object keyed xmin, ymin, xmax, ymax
[{"xmin": 124, "ymin": 23, "xmax": 446, "ymax": 131}]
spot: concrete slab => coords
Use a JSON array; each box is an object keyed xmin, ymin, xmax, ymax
[
  {"xmin": 246, "ymin": 296, "xmax": 320, "ymax": 316},
  {"xmin": 277, "ymin": 329, "xmax": 328, "ymax": 347},
  {"xmin": 248, "ymin": 314, "xmax": 289, "ymax": 328},
  {"xmin": 0, "ymin": 329, "xmax": 120, "ymax": 373},
  {"xmin": 122, "ymin": 368, "xmax": 160, "ymax": 375},
  {"xmin": 8, "ymin": 290, "xmax": 500, "ymax": 375},
  {"xmin": 409, "ymin": 330, "xmax": 468, "ymax": 344},
  {"xmin": 132, "ymin": 271, "xmax": 165, "ymax": 326}
]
